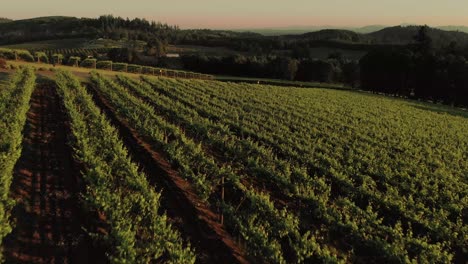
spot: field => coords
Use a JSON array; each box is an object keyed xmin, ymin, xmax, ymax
[{"xmin": 0, "ymin": 65, "xmax": 466, "ymax": 263}]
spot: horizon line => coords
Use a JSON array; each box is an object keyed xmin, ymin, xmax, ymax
[{"xmin": 3, "ymin": 15, "xmax": 468, "ymax": 30}]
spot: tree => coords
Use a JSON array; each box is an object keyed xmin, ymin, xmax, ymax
[
  {"xmin": 146, "ymin": 38, "xmax": 167, "ymax": 57},
  {"xmin": 285, "ymin": 59, "xmax": 299, "ymax": 81},
  {"xmin": 412, "ymin": 26, "xmax": 437, "ymax": 99},
  {"xmin": 328, "ymin": 52, "xmax": 344, "ymax": 64},
  {"xmin": 296, "ymin": 59, "xmax": 336, "ymax": 83},
  {"xmin": 413, "ymin": 25, "xmax": 433, "ymax": 55},
  {"xmin": 342, "ymin": 61, "xmax": 360, "ymax": 88},
  {"xmin": 359, "ymin": 48, "xmax": 413, "ymax": 96}
]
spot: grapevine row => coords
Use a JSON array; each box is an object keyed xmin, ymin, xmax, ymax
[
  {"xmin": 91, "ymin": 72, "xmax": 342, "ymax": 263},
  {"xmin": 138, "ymin": 76, "xmax": 461, "ymax": 262},
  {"xmin": 54, "ymin": 71, "xmax": 195, "ymax": 263},
  {"xmin": 0, "ymin": 68, "xmax": 36, "ymax": 261}
]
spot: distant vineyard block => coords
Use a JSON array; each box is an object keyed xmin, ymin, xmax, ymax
[
  {"xmin": 96, "ymin": 61, "xmax": 113, "ymax": 70},
  {"xmin": 112, "ymin": 63, "xmax": 128, "ymax": 72}
]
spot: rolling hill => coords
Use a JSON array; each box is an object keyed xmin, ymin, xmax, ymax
[
  {"xmin": 2, "ymin": 16, "xmax": 468, "ymax": 48},
  {"xmin": 282, "ymin": 25, "xmax": 468, "ymax": 47}
]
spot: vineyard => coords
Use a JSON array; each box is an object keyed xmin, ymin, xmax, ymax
[
  {"xmin": 1, "ymin": 48, "xmax": 213, "ymax": 80},
  {"xmin": 0, "ymin": 66, "xmax": 466, "ymax": 263},
  {"xmin": 36, "ymin": 48, "xmax": 111, "ymax": 58}
]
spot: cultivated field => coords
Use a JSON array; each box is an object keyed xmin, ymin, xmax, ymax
[{"xmin": 0, "ymin": 67, "xmax": 466, "ymax": 263}]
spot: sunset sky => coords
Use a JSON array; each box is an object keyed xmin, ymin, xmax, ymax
[{"xmin": 2, "ymin": 0, "xmax": 468, "ymax": 29}]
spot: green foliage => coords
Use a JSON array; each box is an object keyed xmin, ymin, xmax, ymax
[
  {"xmin": 135, "ymin": 76, "xmax": 466, "ymax": 263},
  {"xmin": 68, "ymin": 56, "xmax": 81, "ymax": 66},
  {"xmin": 55, "ymin": 71, "xmax": 195, "ymax": 263},
  {"xmin": 0, "ymin": 48, "xmax": 34, "ymax": 62},
  {"xmin": 16, "ymin": 50, "xmax": 34, "ymax": 62},
  {"xmin": 80, "ymin": 58, "xmax": 96, "ymax": 68},
  {"xmin": 127, "ymin": 64, "xmax": 142, "ymax": 73},
  {"xmin": 0, "ymin": 48, "xmax": 16, "ymax": 60},
  {"xmin": 96, "ymin": 60, "xmax": 112, "ymax": 70},
  {"xmin": 112, "ymin": 62, "xmax": 128, "ymax": 72},
  {"xmin": 52, "ymin": 53, "xmax": 64, "ymax": 64},
  {"xmin": 0, "ymin": 68, "xmax": 36, "ymax": 262},
  {"xmin": 94, "ymin": 74, "xmax": 344, "ymax": 263},
  {"xmin": 142, "ymin": 66, "xmax": 156, "ymax": 75},
  {"xmin": 34, "ymin": 51, "xmax": 49, "ymax": 63}
]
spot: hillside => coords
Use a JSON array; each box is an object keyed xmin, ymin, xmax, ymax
[
  {"xmin": 368, "ymin": 25, "xmax": 468, "ymax": 46},
  {"xmin": 0, "ymin": 15, "xmax": 179, "ymax": 45},
  {"xmin": 438, "ymin": 25, "xmax": 468, "ymax": 33},
  {"xmin": 2, "ymin": 16, "xmax": 468, "ymax": 49},
  {"xmin": 0, "ymin": 16, "xmax": 95, "ymax": 44},
  {"xmin": 234, "ymin": 25, "xmax": 387, "ymax": 36},
  {"xmin": 284, "ymin": 26, "xmax": 468, "ymax": 47},
  {"xmin": 287, "ymin": 29, "xmax": 365, "ymax": 42}
]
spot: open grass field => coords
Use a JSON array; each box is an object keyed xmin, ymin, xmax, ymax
[{"xmin": 0, "ymin": 64, "xmax": 466, "ymax": 263}]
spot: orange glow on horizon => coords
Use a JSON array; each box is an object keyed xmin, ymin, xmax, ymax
[{"xmin": 4, "ymin": 0, "xmax": 468, "ymax": 30}]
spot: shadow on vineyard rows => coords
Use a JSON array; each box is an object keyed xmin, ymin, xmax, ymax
[
  {"xmin": 4, "ymin": 78, "xmax": 104, "ymax": 263},
  {"xmin": 86, "ymin": 83, "xmax": 249, "ymax": 264}
]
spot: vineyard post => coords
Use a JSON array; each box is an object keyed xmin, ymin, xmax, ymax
[
  {"xmin": 14, "ymin": 51, "xmax": 18, "ymax": 61},
  {"xmin": 110, "ymin": 62, "xmax": 113, "ymax": 71},
  {"xmin": 221, "ymin": 175, "xmax": 225, "ymax": 225}
]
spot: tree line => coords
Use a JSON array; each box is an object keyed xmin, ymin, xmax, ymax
[
  {"xmin": 181, "ymin": 54, "xmax": 357, "ymax": 84},
  {"xmin": 360, "ymin": 26, "xmax": 468, "ymax": 106}
]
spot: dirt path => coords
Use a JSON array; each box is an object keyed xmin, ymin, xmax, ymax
[
  {"xmin": 87, "ymin": 84, "xmax": 249, "ymax": 264},
  {"xmin": 3, "ymin": 78, "xmax": 96, "ymax": 263}
]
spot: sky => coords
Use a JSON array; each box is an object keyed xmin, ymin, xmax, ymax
[{"xmin": 2, "ymin": 0, "xmax": 468, "ymax": 29}]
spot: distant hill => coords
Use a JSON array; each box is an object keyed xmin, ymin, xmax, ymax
[
  {"xmin": 280, "ymin": 25, "xmax": 468, "ymax": 48},
  {"xmin": 234, "ymin": 25, "xmax": 387, "ymax": 36},
  {"xmin": 368, "ymin": 26, "xmax": 468, "ymax": 46},
  {"xmin": 353, "ymin": 25, "xmax": 387, "ymax": 34},
  {"xmin": 0, "ymin": 18, "xmax": 12, "ymax": 23},
  {"xmin": 437, "ymin": 26, "xmax": 468, "ymax": 34},
  {"xmin": 0, "ymin": 16, "xmax": 262, "ymax": 46},
  {"xmin": 236, "ymin": 24, "xmax": 468, "ymax": 37},
  {"xmin": 0, "ymin": 16, "xmax": 96, "ymax": 44},
  {"xmin": 0, "ymin": 15, "xmax": 182, "ymax": 45},
  {"xmin": 1, "ymin": 16, "xmax": 468, "ymax": 50},
  {"xmin": 286, "ymin": 29, "xmax": 365, "ymax": 43}
]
